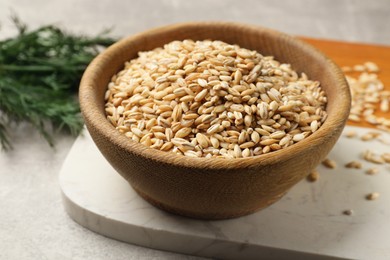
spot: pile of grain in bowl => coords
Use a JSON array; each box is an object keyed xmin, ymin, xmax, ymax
[{"xmin": 105, "ymin": 40, "xmax": 327, "ymax": 158}]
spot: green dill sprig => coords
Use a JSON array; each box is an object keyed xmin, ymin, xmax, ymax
[{"xmin": 0, "ymin": 15, "xmax": 116, "ymax": 150}]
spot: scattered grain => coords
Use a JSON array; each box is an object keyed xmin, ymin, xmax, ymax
[
  {"xmin": 344, "ymin": 62, "xmax": 389, "ymax": 130},
  {"xmin": 348, "ymin": 114, "xmax": 361, "ymax": 122},
  {"xmin": 363, "ymin": 150, "xmax": 385, "ymax": 164},
  {"xmin": 343, "ymin": 209, "xmax": 354, "ymax": 216},
  {"xmin": 382, "ymin": 153, "xmax": 390, "ymax": 163},
  {"xmin": 341, "ymin": 66, "xmax": 352, "ymax": 73},
  {"xmin": 366, "ymin": 168, "xmax": 379, "ymax": 175},
  {"xmin": 364, "ymin": 61, "xmax": 379, "ymax": 72},
  {"xmin": 353, "ymin": 64, "xmax": 365, "ymax": 72},
  {"xmin": 306, "ymin": 171, "xmax": 319, "ymax": 182},
  {"xmin": 322, "ymin": 158, "xmax": 337, "ymax": 169},
  {"xmin": 366, "ymin": 192, "xmax": 380, "ymax": 201},
  {"xmin": 361, "ymin": 132, "xmax": 381, "ymax": 141},
  {"xmin": 344, "ymin": 131, "xmax": 357, "ymax": 138},
  {"xmin": 361, "ymin": 133, "xmax": 375, "ymax": 141},
  {"xmin": 345, "ymin": 160, "xmax": 362, "ymax": 169}
]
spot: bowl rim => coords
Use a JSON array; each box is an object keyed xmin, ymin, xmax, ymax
[{"xmin": 79, "ymin": 21, "xmax": 351, "ymax": 170}]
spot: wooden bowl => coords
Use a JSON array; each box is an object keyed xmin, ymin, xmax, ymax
[{"xmin": 79, "ymin": 22, "xmax": 350, "ymax": 219}]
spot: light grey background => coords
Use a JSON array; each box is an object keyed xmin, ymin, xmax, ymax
[
  {"xmin": 0, "ymin": 0, "xmax": 389, "ymax": 259},
  {"xmin": 1, "ymin": 0, "xmax": 390, "ymax": 44}
]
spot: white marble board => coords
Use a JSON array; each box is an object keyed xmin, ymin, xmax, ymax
[{"xmin": 59, "ymin": 126, "xmax": 390, "ymax": 260}]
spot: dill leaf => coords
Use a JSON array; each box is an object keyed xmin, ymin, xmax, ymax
[{"xmin": 0, "ymin": 17, "xmax": 116, "ymax": 150}]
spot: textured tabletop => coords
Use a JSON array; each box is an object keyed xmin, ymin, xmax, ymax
[
  {"xmin": 60, "ymin": 126, "xmax": 390, "ymax": 260},
  {"xmin": 1, "ymin": 1, "xmax": 390, "ymax": 259}
]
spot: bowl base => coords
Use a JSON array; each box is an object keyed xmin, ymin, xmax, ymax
[{"xmin": 132, "ymin": 186, "xmax": 287, "ymax": 220}]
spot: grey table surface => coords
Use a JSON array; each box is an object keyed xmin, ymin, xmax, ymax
[{"xmin": 0, "ymin": 0, "xmax": 389, "ymax": 259}]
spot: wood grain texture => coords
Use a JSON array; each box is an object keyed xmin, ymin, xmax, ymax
[
  {"xmin": 301, "ymin": 37, "xmax": 390, "ymax": 128},
  {"xmin": 79, "ymin": 22, "xmax": 350, "ymax": 219}
]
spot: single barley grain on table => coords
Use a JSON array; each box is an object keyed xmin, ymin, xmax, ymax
[
  {"xmin": 322, "ymin": 158, "xmax": 337, "ymax": 169},
  {"xmin": 343, "ymin": 209, "xmax": 354, "ymax": 216},
  {"xmin": 366, "ymin": 192, "xmax": 380, "ymax": 201},
  {"xmin": 306, "ymin": 171, "xmax": 320, "ymax": 182},
  {"xmin": 366, "ymin": 168, "xmax": 379, "ymax": 175},
  {"xmin": 345, "ymin": 160, "xmax": 362, "ymax": 169}
]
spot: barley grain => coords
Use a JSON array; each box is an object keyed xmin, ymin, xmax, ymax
[
  {"xmin": 154, "ymin": 132, "xmax": 167, "ymax": 140},
  {"xmin": 203, "ymin": 137, "xmax": 216, "ymax": 150},
  {"xmin": 207, "ymin": 124, "xmax": 222, "ymax": 135},
  {"xmin": 242, "ymin": 148, "xmax": 251, "ymax": 158},
  {"xmin": 348, "ymin": 114, "xmax": 361, "ymax": 122},
  {"xmin": 366, "ymin": 192, "xmax": 379, "ymax": 201},
  {"xmin": 262, "ymin": 145, "xmax": 271, "ymax": 154},
  {"xmin": 196, "ymin": 133, "xmax": 209, "ymax": 148},
  {"xmin": 363, "ymin": 150, "xmax": 385, "ymax": 164},
  {"xmin": 344, "ymin": 63, "xmax": 389, "ymax": 130},
  {"xmin": 343, "ymin": 209, "xmax": 354, "ymax": 216},
  {"xmin": 361, "ymin": 133, "xmax": 377, "ymax": 141},
  {"xmin": 105, "ymin": 40, "xmax": 327, "ymax": 158},
  {"xmin": 310, "ymin": 120, "xmax": 319, "ymax": 132},
  {"xmin": 293, "ymin": 133, "xmax": 305, "ymax": 142},
  {"xmin": 240, "ymin": 141, "xmax": 255, "ymax": 149},
  {"xmin": 307, "ymin": 171, "xmax": 319, "ymax": 182},
  {"xmin": 382, "ymin": 153, "xmax": 390, "ymax": 163},
  {"xmin": 251, "ymin": 131, "xmax": 260, "ymax": 143},
  {"xmin": 279, "ymin": 135, "xmax": 291, "ymax": 146},
  {"xmin": 234, "ymin": 144, "xmax": 242, "ymax": 158},
  {"xmin": 366, "ymin": 168, "xmax": 379, "ymax": 175},
  {"xmin": 364, "ymin": 61, "xmax": 379, "ymax": 72},
  {"xmin": 322, "ymin": 158, "xmax": 336, "ymax": 169},
  {"xmin": 182, "ymin": 151, "xmax": 197, "ymax": 157},
  {"xmin": 270, "ymin": 143, "xmax": 281, "ymax": 150},
  {"xmin": 175, "ymin": 127, "xmax": 192, "ymax": 138},
  {"xmin": 260, "ymin": 139, "xmax": 278, "ymax": 146},
  {"xmin": 344, "ymin": 131, "xmax": 357, "ymax": 138},
  {"xmin": 160, "ymin": 142, "xmax": 174, "ymax": 151},
  {"xmin": 345, "ymin": 160, "xmax": 362, "ymax": 169},
  {"xmin": 270, "ymin": 131, "xmax": 286, "ymax": 139},
  {"xmin": 380, "ymin": 99, "xmax": 389, "ymax": 112},
  {"xmin": 261, "ymin": 125, "xmax": 275, "ymax": 133}
]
